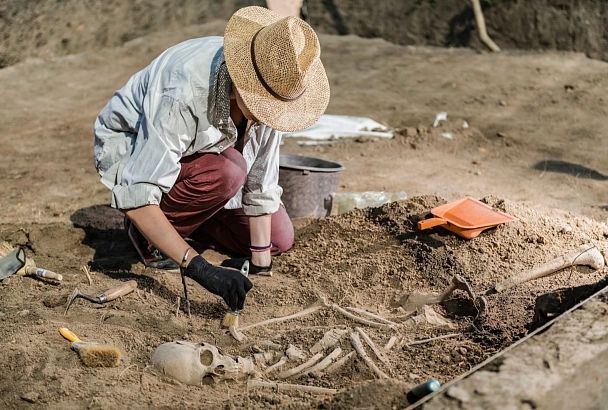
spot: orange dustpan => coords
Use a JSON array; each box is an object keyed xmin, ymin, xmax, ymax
[{"xmin": 418, "ymin": 197, "xmax": 516, "ymax": 239}]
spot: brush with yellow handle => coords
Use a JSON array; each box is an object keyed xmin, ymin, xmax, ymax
[
  {"xmin": 58, "ymin": 327, "xmax": 121, "ymax": 367},
  {"xmin": 222, "ymin": 261, "xmax": 249, "ymax": 342}
]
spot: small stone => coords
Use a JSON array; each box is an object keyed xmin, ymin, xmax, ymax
[
  {"xmin": 19, "ymin": 310, "xmax": 30, "ymax": 316},
  {"xmin": 498, "ymin": 100, "xmax": 507, "ymax": 106},
  {"xmin": 446, "ymin": 386, "xmax": 471, "ymax": 403},
  {"xmin": 474, "ymin": 171, "xmax": 481, "ymax": 176},
  {"xmin": 405, "ymin": 127, "xmax": 418, "ymax": 138},
  {"xmin": 21, "ymin": 391, "xmax": 39, "ymax": 403},
  {"xmin": 496, "ymin": 132, "xmax": 507, "ymax": 138}
]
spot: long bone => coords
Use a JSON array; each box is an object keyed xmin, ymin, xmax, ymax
[
  {"xmin": 240, "ymin": 294, "xmax": 328, "ymax": 332},
  {"xmin": 399, "ymin": 275, "xmax": 475, "ymax": 312},
  {"xmin": 493, "ymin": 244, "xmax": 606, "ymax": 293},
  {"xmin": 247, "ymin": 379, "xmax": 337, "ymax": 395}
]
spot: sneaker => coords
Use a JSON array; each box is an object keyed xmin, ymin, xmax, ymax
[{"xmin": 125, "ymin": 218, "xmax": 180, "ymax": 271}]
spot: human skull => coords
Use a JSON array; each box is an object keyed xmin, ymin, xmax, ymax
[{"xmin": 151, "ymin": 341, "xmax": 254, "ymax": 385}]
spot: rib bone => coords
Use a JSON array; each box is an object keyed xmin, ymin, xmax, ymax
[
  {"xmin": 310, "ymin": 328, "xmax": 348, "ymax": 354},
  {"xmin": 350, "ymin": 331, "xmax": 389, "ymax": 379},
  {"xmin": 277, "ymin": 353, "xmax": 323, "ymax": 379}
]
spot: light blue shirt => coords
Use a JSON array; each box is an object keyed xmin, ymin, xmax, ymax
[{"xmin": 93, "ymin": 36, "xmax": 282, "ymax": 215}]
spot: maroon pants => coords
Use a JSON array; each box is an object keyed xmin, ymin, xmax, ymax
[{"xmin": 160, "ymin": 148, "xmax": 294, "ymax": 256}]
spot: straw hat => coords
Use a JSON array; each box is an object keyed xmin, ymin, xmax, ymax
[{"xmin": 224, "ymin": 6, "xmax": 330, "ymax": 132}]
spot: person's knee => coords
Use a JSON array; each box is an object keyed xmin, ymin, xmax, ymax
[
  {"xmin": 272, "ymin": 211, "xmax": 294, "ymax": 254},
  {"xmin": 217, "ymin": 152, "xmax": 247, "ymax": 200}
]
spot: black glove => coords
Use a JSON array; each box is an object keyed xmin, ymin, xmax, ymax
[
  {"xmin": 183, "ymin": 255, "xmax": 253, "ymax": 311},
  {"xmin": 221, "ymin": 257, "xmax": 272, "ymax": 275}
]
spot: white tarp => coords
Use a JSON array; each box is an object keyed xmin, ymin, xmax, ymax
[{"xmin": 283, "ymin": 115, "xmax": 393, "ymax": 140}]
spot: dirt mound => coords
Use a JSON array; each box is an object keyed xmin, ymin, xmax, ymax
[{"xmin": 0, "ymin": 196, "xmax": 606, "ymax": 408}]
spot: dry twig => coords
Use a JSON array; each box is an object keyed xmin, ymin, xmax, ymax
[
  {"xmin": 80, "ymin": 265, "xmax": 93, "ymax": 285},
  {"xmin": 471, "ymin": 0, "xmax": 501, "ymax": 52}
]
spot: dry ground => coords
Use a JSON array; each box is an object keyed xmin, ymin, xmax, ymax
[{"xmin": 0, "ymin": 19, "xmax": 607, "ymax": 409}]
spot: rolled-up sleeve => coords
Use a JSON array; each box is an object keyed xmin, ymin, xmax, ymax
[
  {"xmin": 242, "ymin": 127, "xmax": 283, "ymax": 216},
  {"xmin": 112, "ymin": 95, "xmax": 196, "ymax": 209}
]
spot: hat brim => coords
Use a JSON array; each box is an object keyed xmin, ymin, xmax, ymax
[{"xmin": 224, "ymin": 6, "xmax": 330, "ymax": 132}]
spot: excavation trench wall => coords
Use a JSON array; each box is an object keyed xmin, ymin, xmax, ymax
[{"xmin": 2, "ymin": 0, "xmax": 608, "ymax": 68}]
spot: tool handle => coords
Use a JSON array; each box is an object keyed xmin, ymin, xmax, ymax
[
  {"xmin": 58, "ymin": 327, "xmax": 81, "ymax": 343},
  {"xmin": 25, "ymin": 266, "xmax": 63, "ymax": 281},
  {"xmin": 99, "ymin": 280, "xmax": 138, "ymax": 302},
  {"xmin": 418, "ymin": 217, "xmax": 447, "ymax": 230}
]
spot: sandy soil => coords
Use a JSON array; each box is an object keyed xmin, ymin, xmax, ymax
[{"xmin": 0, "ymin": 18, "xmax": 607, "ymax": 409}]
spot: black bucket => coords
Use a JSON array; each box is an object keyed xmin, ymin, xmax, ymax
[{"xmin": 279, "ymin": 154, "xmax": 345, "ymax": 218}]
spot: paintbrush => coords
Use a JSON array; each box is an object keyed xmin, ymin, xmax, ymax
[
  {"xmin": 222, "ymin": 261, "xmax": 249, "ymax": 341},
  {"xmin": 58, "ymin": 327, "xmax": 121, "ymax": 367}
]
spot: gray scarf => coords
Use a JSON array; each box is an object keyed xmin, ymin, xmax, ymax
[{"xmin": 209, "ymin": 60, "xmax": 237, "ymax": 140}]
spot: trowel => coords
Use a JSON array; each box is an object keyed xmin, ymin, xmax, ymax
[
  {"xmin": 0, "ymin": 245, "xmax": 63, "ymax": 282},
  {"xmin": 0, "ymin": 247, "xmax": 26, "ymax": 281}
]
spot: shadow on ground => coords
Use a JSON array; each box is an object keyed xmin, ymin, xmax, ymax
[{"xmin": 534, "ymin": 160, "xmax": 607, "ymax": 180}]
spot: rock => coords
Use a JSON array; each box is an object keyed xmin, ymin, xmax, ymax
[{"xmin": 21, "ymin": 391, "xmax": 39, "ymax": 403}]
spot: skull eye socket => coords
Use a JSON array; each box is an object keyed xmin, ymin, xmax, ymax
[{"xmin": 200, "ymin": 350, "xmax": 214, "ymax": 366}]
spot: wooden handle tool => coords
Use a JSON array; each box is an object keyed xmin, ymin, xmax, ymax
[{"xmin": 97, "ymin": 280, "xmax": 138, "ymax": 303}]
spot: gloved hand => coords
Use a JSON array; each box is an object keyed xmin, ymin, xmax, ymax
[
  {"xmin": 183, "ymin": 255, "xmax": 253, "ymax": 311},
  {"xmin": 221, "ymin": 257, "xmax": 272, "ymax": 275}
]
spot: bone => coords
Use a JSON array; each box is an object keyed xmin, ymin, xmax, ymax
[
  {"xmin": 240, "ymin": 295, "xmax": 328, "ymax": 332},
  {"xmin": 332, "ymin": 304, "xmax": 393, "ymax": 329},
  {"xmin": 263, "ymin": 356, "xmax": 288, "ymax": 374},
  {"xmin": 277, "ymin": 353, "xmax": 323, "ymax": 379},
  {"xmin": 295, "ymin": 347, "xmax": 342, "ymax": 378},
  {"xmin": 405, "ymin": 333, "xmax": 460, "ymax": 347},
  {"xmin": 345, "ymin": 307, "xmax": 399, "ymax": 327},
  {"xmin": 399, "ymin": 275, "xmax": 474, "ymax": 311},
  {"xmin": 285, "ymin": 344, "xmax": 307, "ymax": 361},
  {"xmin": 247, "ymin": 379, "xmax": 337, "ymax": 395},
  {"xmin": 494, "ymin": 243, "xmax": 606, "ymax": 293},
  {"xmin": 322, "ymin": 351, "xmax": 356, "ymax": 375},
  {"xmin": 356, "ymin": 327, "xmax": 390, "ymax": 367},
  {"xmin": 384, "ymin": 336, "xmax": 399, "ymax": 351},
  {"xmin": 253, "ymin": 351, "xmax": 281, "ymax": 368},
  {"xmin": 310, "ymin": 328, "xmax": 349, "ymax": 354},
  {"xmin": 259, "ymin": 340, "xmax": 283, "ymax": 350},
  {"xmin": 350, "ymin": 332, "xmax": 389, "ymax": 379}
]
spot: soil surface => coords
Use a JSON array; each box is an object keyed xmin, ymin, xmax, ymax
[{"xmin": 0, "ymin": 10, "xmax": 608, "ymax": 410}]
